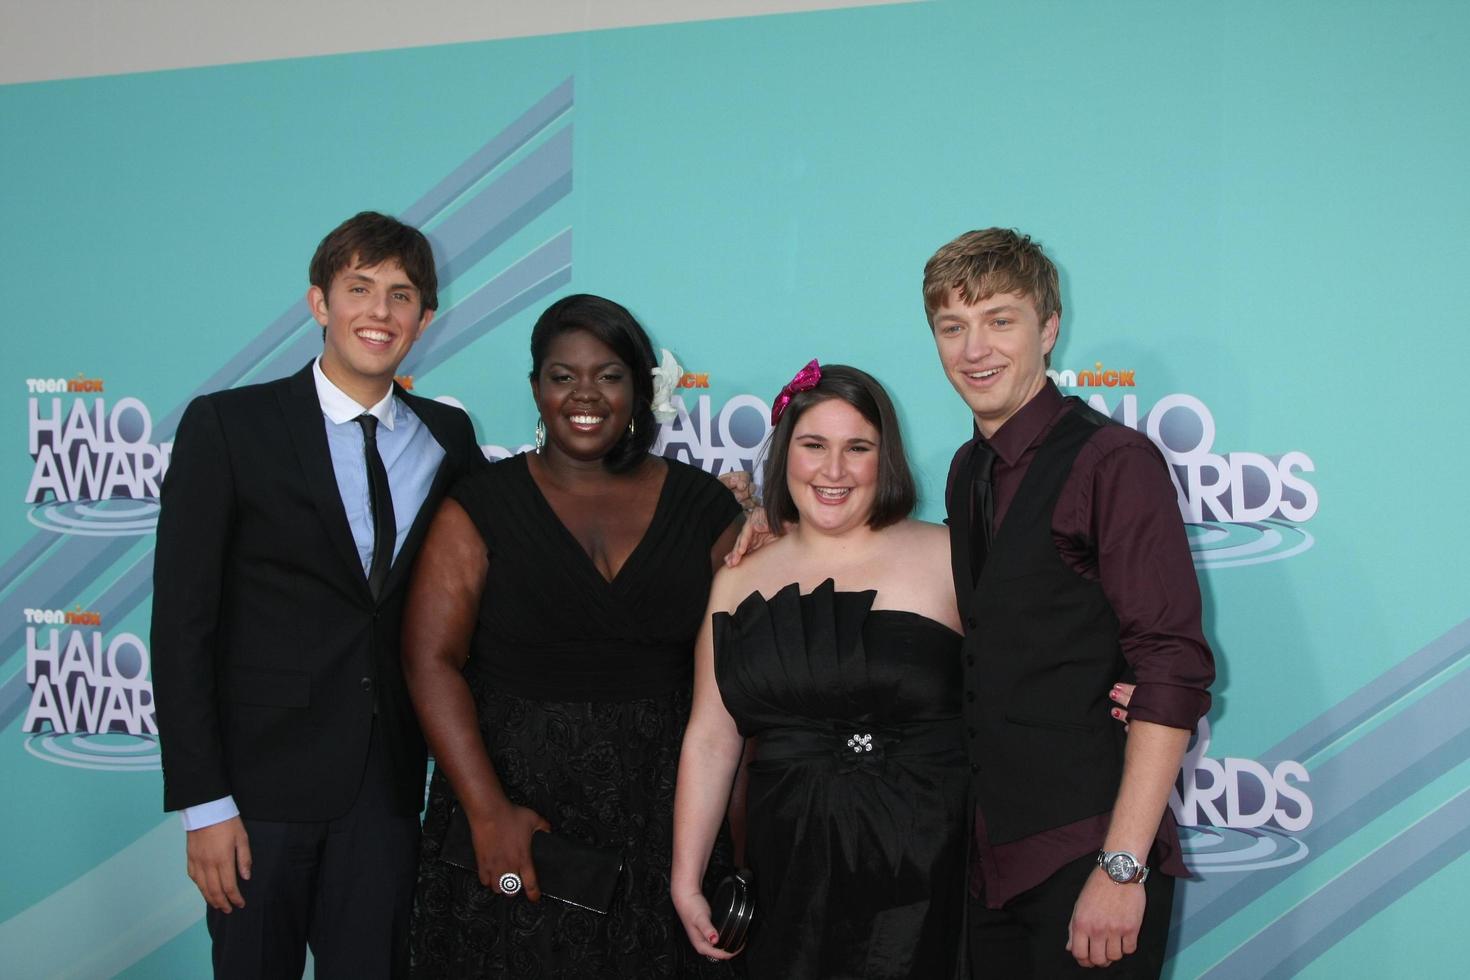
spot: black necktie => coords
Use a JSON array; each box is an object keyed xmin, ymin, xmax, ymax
[
  {"xmin": 970, "ymin": 443, "xmax": 996, "ymax": 583},
  {"xmin": 356, "ymin": 414, "xmax": 395, "ymax": 600}
]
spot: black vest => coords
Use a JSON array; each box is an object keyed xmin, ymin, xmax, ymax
[{"xmin": 947, "ymin": 401, "xmax": 1127, "ymax": 845}]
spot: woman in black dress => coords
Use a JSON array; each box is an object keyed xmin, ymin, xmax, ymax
[
  {"xmin": 672, "ymin": 364, "xmax": 970, "ymax": 979},
  {"xmin": 403, "ymin": 294, "xmax": 744, "ymax": 977}
]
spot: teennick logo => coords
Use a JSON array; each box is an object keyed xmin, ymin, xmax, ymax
[{"xmin": 1047, "ymin": 363, "xmax": 1136, "ymax": 388}]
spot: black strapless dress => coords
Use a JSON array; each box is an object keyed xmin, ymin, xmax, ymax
[{"xmin": 713, "ymin": 580, "xmax": 969, "ymax": 980}]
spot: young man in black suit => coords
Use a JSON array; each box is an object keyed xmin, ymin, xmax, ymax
[
  {"xmin": 925, "ymin": 229, "xmax": 1214, "ymax": 978},
  {"xmin": 152, "ymin": 212, "xmax": 483, "ymax": 978}
]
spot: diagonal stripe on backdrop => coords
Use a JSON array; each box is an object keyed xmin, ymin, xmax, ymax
[
  {"xmin": 1200, "ymin": 785, "xmax": 1470, "ymax": 978},
  {"xmin": 1170, "ymin": 617, "xmax": 1470, "ymax": 961},
  {"xmin": 0, "ymin": 818, "xmax": 201, "ymax": 980},
  {"xmin": 1, "ymin": 79, "xmax": 575, "ymax": 730}
]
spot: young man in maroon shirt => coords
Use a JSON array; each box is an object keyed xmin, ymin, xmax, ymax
[{"xmin": 924, "ymin": 228, "xmax": 1214, "ymax": 978}]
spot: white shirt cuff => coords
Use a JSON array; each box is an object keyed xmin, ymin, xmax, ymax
[{"xmin": 180, "ymin": 796, "xmax": 240, "ymax": 831}]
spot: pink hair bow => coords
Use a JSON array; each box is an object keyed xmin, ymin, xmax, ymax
[{"xmin": 771, "ymin": 359, "xmax": 822, "ymax": 424}]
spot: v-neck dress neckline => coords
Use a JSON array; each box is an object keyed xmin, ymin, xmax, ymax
[{"xmin": 516, "ymin": 452, "xmax": 674, "ymax": 590}]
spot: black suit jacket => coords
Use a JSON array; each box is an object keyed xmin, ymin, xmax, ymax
[{"xmin": 152, "ymin": 361, "xmax": 482, "ymax": 821}]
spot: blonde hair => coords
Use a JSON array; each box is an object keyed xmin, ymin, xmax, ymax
[{"xmin": 922, "ymin": 228, "xmax": 1061, "ymax": 326}]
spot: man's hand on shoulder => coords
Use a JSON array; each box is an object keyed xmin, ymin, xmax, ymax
[
  {"xmin": 1066, "ymin": 866, "xmax": 1146, "ymax": 968},
  {"xmin": 186, "ymin": 816, "xmax": 252, "ymax": 913},
  {"xmin": 724, "ymin": 507, "xmax": 774, "ymax": 567},
  {"xmin": 717, "ymin": 471, "xmax": 778, "ymax": 567}
]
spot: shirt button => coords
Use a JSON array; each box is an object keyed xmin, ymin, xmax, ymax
[
  {"xmin": 966, "ymin": 655, "xmax": 975, "ymax": 667},
  {"xmin": 970, "ymin": 763, "xmax": 980, "ymax": 774},
  {"xmin": 966, "ymin": 691, "xmax": 976, "ymax": 703},
  {"xmin": 967, "ymin": 727, "xmax": 977, "ymax": 738},
  {"xmin": 360, "ymin": 677, "xmax": 374, "ymax": 693},
  {"xmin": 966, "ymin": 617, "xmax": 977, "ymax": 630}
]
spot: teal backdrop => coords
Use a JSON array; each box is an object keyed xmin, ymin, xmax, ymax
[{"xmin": 3, "ymin": 2, "xmax": 1468, "ymax": 976}]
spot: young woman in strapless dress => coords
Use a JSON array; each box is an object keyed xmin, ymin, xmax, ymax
[{"xmin": 673, "ymin": 363, "xmax": 969, "ymax": 980}]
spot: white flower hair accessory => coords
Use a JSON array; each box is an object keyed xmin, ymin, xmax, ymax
[{"xmin": 650, "ymin": 348, "xmax": 683, "ymax": 423}]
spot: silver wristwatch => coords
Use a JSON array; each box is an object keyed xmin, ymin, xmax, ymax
[{"xmin": 1097, "ymin": 849, "xmax": 1150, "ymax": 884}]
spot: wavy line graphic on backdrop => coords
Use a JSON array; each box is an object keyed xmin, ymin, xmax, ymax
[
  {"xmin": 25, "ymin": 731, "xmax": 164, "ymax": 771},
  {"xmin": 1187, "ymin": 519, "xmax": 1315, "ymax": 569},
  {"xmin": 0, "ymin": 78, "xmax": 576, "ymax": 737},
  {"xmin": 1179, "ymin": 825, "xmax": 1310, "ymax": 874},
  {"xmin": 26, "ymin": 498, "xmax": 161, "ymax": 537},
  {"xmin": 1170, "ymin": 616, "xmax": 1470, "ymax": 973}
]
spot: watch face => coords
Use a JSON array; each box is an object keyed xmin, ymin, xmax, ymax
[{"xmin": 1104, "ymin": 853, "xmax": 1138, "ymax": 882}]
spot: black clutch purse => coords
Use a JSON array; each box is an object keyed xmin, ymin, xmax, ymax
[
  {"xmin": 439, "ymin": 805, "xmax": 624, "ymax": 915},
  {"xmin": 707, "ymin": 868, "xmax": 756, "ymax": 952}
]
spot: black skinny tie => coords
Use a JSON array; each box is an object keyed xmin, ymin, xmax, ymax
[
  {"xmin": 970, "ymin": 444, "xmax": 996, "ymax": 583},
  {"xmin": 356, "ymin": 414, "xmax": 395, "ymax": 600}
]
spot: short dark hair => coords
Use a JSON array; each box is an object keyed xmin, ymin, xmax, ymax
[
  {"xmin": 528, "ymin": 294, "xmax": 659, "ymax": 474},
  {"xmin": 762, "ymin": 364, "xmax": 916, "ymax": 532},
  {"xmin": 308, "ymin": 211, "xmax": 439, "ymax": 312}
]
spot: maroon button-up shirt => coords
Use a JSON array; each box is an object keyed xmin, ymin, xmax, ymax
[{"xmin": 963, "ymin": 381, "xmax": 1214, "ymax": 907}]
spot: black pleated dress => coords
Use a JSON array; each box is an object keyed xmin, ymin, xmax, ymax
[{"xmin": 713, "ymin": 579, "xmax": 969, "ymax": 980}]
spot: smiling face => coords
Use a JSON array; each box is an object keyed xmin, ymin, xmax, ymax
[
  {"xmin": 930, "ymin": 288, "xmax": 1058, "ymax": 438},
  {"xmin": 784, "ymin": 398, "xmax": 881, "ymax": 536},
  {"xmin": 531, "ymin": 329, "xmax": 635, "ymax": 464},
  {"xmin": 310, "ymin": 257, "xmax": 432, "ymax": 406}
]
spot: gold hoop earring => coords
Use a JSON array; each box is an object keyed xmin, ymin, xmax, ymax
[{"xmin": 534, "ymin": 418, "xmax": 546, "ymax": 453}]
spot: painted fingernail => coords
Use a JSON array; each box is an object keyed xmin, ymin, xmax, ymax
[
  {"xmin": 709, "ymin": 933, "xmax": 718, "ymax": 943},
  {"xmin": 1111, "ymin": 709, "xmax": 1122, "ymax": 718}
]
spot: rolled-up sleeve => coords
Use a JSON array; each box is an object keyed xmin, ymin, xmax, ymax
[{"xmin": 1060, "ymin": 433, "xmax": 1214, "ymax": 730}]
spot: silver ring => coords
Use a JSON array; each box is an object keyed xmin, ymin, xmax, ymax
[{"xmin": 498, "ymin": 872, "xmax": 522, "ymax": 895}]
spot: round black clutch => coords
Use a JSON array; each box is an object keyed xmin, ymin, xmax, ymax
[{"xmin": 708, "ymin": 868, "xmax": 755, "ymax": 953}]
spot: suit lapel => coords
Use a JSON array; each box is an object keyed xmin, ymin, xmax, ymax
[
  {"xmin": 380, "ymin": 456, "xmax": 452, "ymax": 600},
  {"xmin": 378, "ymin": 392, "xmax": 473, "ymax": 600},
  {"xmin": 279, "ymin": 363, "xmax": 373, "ymax": 599}
]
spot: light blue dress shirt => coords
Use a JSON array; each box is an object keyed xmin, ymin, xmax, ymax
[
  {"xmin": 180, "ymin": 359, "xmax": 447, "ymax": 831},
  {"xmin": 315, "ymin": 360, "xmax": 446, "ymax": 574}
]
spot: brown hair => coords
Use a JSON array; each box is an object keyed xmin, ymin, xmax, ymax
[
  {"xmin": 762, "ymin": 364, "xmax": 916, "ymax": 532},
  {"xmin": 308, "ymin": 211, "xmax": 439, "ymax": 312}
]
